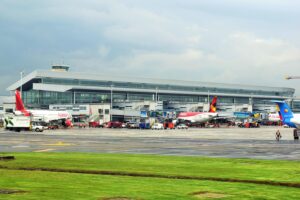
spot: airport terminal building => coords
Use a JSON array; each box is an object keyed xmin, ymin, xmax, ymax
[{"xmin": 6, "ymin": 66, "xmax": 300, "ymax": 121}]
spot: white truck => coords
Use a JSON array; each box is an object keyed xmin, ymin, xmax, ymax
[
  {"xmin": 4, "ymin": 115, "xmax": 31, "ymax": 132},
  {"xmin": 4, "ymin": 115, "xmax": 45, "ymax": 132}
]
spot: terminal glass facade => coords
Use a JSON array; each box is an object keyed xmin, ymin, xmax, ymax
[
  {"xmin": 17, "ymin": 74, "xmax": 295, "ymax": 111},
  {"xmin": 22, "ymin": 89, "xmax": 283, "ymax": 110},
  {"xmin": 292, "ymin": 101, "xmax": 300, "ymax": 111},
  {"xmin": 40, "ymin": 77, "xmax": 294, "ymax": 97}
]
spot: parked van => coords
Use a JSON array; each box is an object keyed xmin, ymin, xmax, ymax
[{"xmin": 152, "ymin": 123, "xmax": 164, "ymax": 130}]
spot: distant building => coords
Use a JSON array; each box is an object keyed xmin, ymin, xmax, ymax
[{"xmin": 0, "ymin": 96, "xmax": 14, "ymax": 114}]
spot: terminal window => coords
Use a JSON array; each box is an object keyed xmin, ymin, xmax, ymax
[{"xmin": 5, "ymin": 109, "xmax": 13, "ymax": 113}]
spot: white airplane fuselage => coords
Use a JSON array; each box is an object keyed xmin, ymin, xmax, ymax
[
  {"xmin": 289, "ymin": 114, "xmax": 300, "ymax": 129},
  {"xmin": 28, "ymin": 110, "xmax": 72, "ymax": 123},
  {"xmin": 268, "ymin": 113, "xmax": 281, "ymax": 122},
  {"xmin": 177, "ymin": 112, "xmax": 218, "ymax": 123}
]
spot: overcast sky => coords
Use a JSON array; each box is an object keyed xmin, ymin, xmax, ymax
[{"xmin": 1, "ymin": 0, "xmax": 300, "ymax": 96}]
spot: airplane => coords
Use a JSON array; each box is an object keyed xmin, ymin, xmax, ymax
[
  {"xmin": 268, "ymin": 112, "xmax": 281, "ymax": 122},
  {"xmin": 273, "ymin": 100, "xmax": 300, "ymax": 131},
  {"xmin": 177, "ymin": 96, "xmax": 218, "ymax": 123},
  {"xmin": 14, "ymin": 90, "xmax": 73, "ymax": 127}
]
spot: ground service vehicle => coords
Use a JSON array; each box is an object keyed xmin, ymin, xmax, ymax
[
  {"xmin": 139, "ymin": 122, "xmax": 150, "ymax": 129},
  {"xmin": 152, "ymin": 123, "xmax": 164, "ymax": 130},
  {"xmin": 239, "ymin": 122, "xmax": 260, "ymax": 128},
  {"xmin": 76, "ymin": 123, "xmax": 87, "ymax": 128},
  {"xmin": 32, "ymin": 122, "xmax": 44, "ymax": 132},
  {"xmin": 126, "ymin": 122, "xmax": 140, "ymax": 129},
  {"xmin": 48, "ymin": 124, "xmax": 59, "ymax": 130},
  {"xmin": 4, "ymin": 115, "xmax": 31, "ymax": 132},
  {"xmin": 164, "ymin": 122, "xmax": 175, "ymax": 129},
  {"xmin": 89, "ymin": 121, "xmax": 104, "ymax": 128},
  {"xmin": 177, "ymin": 124, "xmax": 188, "ymax": 129},
  {"xmin": 105, "ymin": 121, "xmax": 122, "ymax": 128}
]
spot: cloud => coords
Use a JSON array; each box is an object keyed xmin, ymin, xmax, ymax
[
  {"xmin": 95, "ymin": 32, "xmax": 300, "ymax": 93},
  {"xmin": 228, "ymin": 32, "xmax": 300, "ymax": 65},
  {"xmin": 98, "ymin": 45, "xmax": 111, "ymax": 57},
  {"xmin": 0, "ymin": 0, "xmax": 300, "ymax": 96}
]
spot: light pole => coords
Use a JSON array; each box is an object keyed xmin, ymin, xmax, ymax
[
  {"xmin": 207, "ymin": 90, "xmax": 210, "ymax": 112},
  {"xmin": 20, "ymin": 71, "xmax": 24, "ymax": 97},
  {"xmin": 73, "ymin": 91, "xmax": 76, "ymax": 104},
  {"xmin": 155, "ymin": 87, "xmax": 158, "ymax": 103},
  {"xmin": 110, "ymin": 84, "xmax": 113, "ymax": 121}
]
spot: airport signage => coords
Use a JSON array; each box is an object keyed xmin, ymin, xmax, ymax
[{"xmin": 50, "ymin": 104, "xmax": 89, "ymax": 115}]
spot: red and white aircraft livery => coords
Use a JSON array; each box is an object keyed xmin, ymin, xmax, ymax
[
  {"xmin": 177, "ymin": 96, "xmax": 218, "ymax": 123},
  {"xmin": 268, "ymin": 113, "xmax": 281, "ymax": 122},
  {"xmin": 15, "ymin": 90, "xmax": 72, "ymax": 126}
]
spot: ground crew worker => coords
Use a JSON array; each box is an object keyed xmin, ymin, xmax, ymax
[
  {"xmin": 293, "ymin": 129, "xmax": 299, "ymax": 140},
  {"xmin": 276, "ymin": 130, "xmax": 282, "ymax": 141}
]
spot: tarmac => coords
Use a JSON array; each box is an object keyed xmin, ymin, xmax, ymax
[{"xmin": 0, "ymin": 127, "xmax": 300, "ymax": 160}]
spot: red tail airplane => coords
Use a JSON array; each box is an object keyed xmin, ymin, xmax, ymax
[
  {"xmin": 177, "ymin": 96, "xmax": 218, "ymax": 123},
  {"xmin": 15, "ymin": 90, "xmax": 72, "ymax": 126}
]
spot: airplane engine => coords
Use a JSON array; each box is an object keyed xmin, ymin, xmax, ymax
[
  {"xmin": 65, "ymin": 119, "xmax": 73, "ymax": 127},
  {"xmin": 13, "ymin": 111, "xmax": 23, "ymax": 116}
]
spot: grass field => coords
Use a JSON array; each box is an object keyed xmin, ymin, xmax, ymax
[{"xmin": 0, "ymin": 153, "xmax": 300, "ymax": 199}]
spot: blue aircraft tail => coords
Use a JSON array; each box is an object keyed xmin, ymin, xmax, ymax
[{"xmin": 272, "ymin": 101, "xmax": 294, "ymax": 122}]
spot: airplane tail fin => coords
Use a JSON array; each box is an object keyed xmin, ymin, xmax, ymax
[
  {"xmin": 275, "ymin": 104, "xmax": 283, "ymax": 121},
  {"xmin": 15, "ymin": 90, "xmax": 25, "ymax": 111},
  {"xmin": 273, "ymin": 101, "xmax": 293, "ymax": 122},
  {"xmin": 209, "ymin": 96, "xmax": 217, "ymax": 113},
  {"xmin": 15, "ymin": 90, "xmax": 30, "ymax": 116}
]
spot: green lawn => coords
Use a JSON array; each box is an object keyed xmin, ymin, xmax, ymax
[{"xmin": 0, "ymin": 153, "xmax": 300, "ymax": 199}]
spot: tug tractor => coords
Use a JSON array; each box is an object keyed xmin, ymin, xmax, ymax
[
  {"xmin": 241, "ymin": 121, "xmax": 260, "ymax": 128},
  {"xmin": 163, "ymin": 119, "xmax": 175, "ymax": 129}
]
